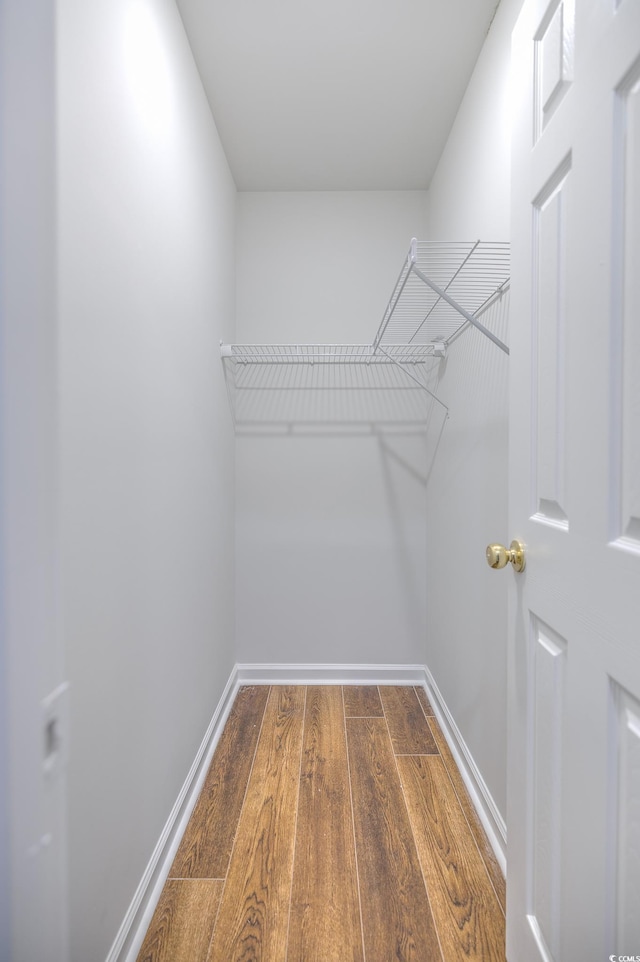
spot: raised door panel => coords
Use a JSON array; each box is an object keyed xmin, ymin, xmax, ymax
[
  {"xmin": 614, "ymin": 61, "xmax": 640, "ymax": 547},
  {"xmin": 526, "ymin": 617, "xmax": 567, "ymax": 962},
  {"xmin": 609, "ymin": 684, "xmax": 640, "ymax": 952},
  {"xmin": 532, "ymin": 159, "xmax": 571, "ymax": 527},
  {"xmin": 534, "ymin": 0, "xmax": 575, "ymax": 141}
]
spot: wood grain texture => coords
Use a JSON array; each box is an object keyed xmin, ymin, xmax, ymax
[
  {"xmin": 380, "ymin": 686, "xmax": 439, "ymax": 754},
  {"xmin": 343, "ymin": 685, "xmax": 383, "ymax": 717},
  {"xmin": 206, "ymin": 686, "xmax": 306, "ymax": 962},
  {"xmin": 397, "ymin": 755, "xmax": 506, "ymax": 961},
  {"xmin": 170, "ymin": 685, "xmax": 269, "ymax": 879},
  {"xmin": 427, "ymin": 716, "xmax": 506, "ymax": 914},
  {"xmin": 136, "ymin": 880, "xmax": 223, "ymax": 962},
  {"xmin": 415, "ymin": 685, "xmax": 435, "ymax": 716},
  {"xmin": 139, "ymin": 686, "xmax": 506, "ymax": 960},
  {"xmin": 287, "ymin": 687, "xmax": 364, "ymax": 962},
  {"xmin": 346, "ymin": 717, "xmax": 443, "ymax": 962}
]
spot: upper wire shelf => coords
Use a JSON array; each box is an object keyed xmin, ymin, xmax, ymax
[{"xmin": 373, "ymin": 239, "xmax": 510, "ymax": 355}]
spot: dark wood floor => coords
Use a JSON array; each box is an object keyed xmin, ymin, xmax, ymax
[{"xmin": 137, "ymin": 685, "xmax": 505, "ymax": 962}]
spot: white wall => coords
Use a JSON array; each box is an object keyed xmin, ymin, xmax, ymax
[
  {"xmin": 422, "ymin": 0, "xmax": 524, "ymax": 820},
  {"xmin": 0, "ymin": 2, "xmax": 67, "ymax": 958},
  {"xmin": 235, "ymin": 192, "xmax": 430, "ymax": 666},
  {"xmin": 57, "ymin": 1, "xmax": 236, "ymax": 957}
]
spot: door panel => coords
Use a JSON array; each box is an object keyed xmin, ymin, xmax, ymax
[
  {"xmin": 534, "ymin": 0, "xmax": 574, "ymax": 140},
  {"xmin": 532, "ymin": 159, "xmax": 571, "ymax": 526},
  {"xmin": 528, "ymin": 617, "xmax": 567, "ymax": 961},
  {"xmin": 509, "ymin": 1, "xmax": 640, "ymax": 960},
  {"xmin": 609, "ymin": 683, "xmax": 640, "ymax": 950},
  {"xmin": 615, "ymin": 60, "xmax": 640, "ymax": 544}
]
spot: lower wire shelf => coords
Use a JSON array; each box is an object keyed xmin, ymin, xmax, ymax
[{"xmin": 220, "ymin": 344, "xmax": 447, "ymax": 432}]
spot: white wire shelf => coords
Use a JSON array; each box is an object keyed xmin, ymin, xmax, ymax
[
  {"xmin": 373, "ymin": 239, "xmax": 510, "ymax": 355},
  {"xmin": 220, "ymin": 239, "xmax": 510, "ymax": 426},
  {"xmin": 222, "ymin": 355, "xmax": 441, "ymax": 432}
]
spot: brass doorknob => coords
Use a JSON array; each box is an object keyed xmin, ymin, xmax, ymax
[{"xmin": 486, "ymin": 540, "xmax": 526, "ymax": 573}]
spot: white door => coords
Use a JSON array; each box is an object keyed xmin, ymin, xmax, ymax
[{"xmin": 508, "ymin": 1, "xmax": 640, "ymax": 960}]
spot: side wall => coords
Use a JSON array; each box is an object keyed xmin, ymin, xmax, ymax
[
  {"xmin": 0, "ymin": 1, "xmax": 67, "ymax": 957},
  {"xmin": 57, "ymin": 2, "xmax": 236, "ymax": 957},
  {"xmin": 235, "ymin": 192, "xmax": 430, "ymax": 667},
  {"xmin": 422, "ymin": 0, "xmax": 524, "ymax": 820}
]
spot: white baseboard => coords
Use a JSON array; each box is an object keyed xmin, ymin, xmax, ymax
[
  {"xmin": 105, "ymin": 665, "xmax": 240, "ymax": 962},
  {"xmin": 107, "ymin": 661, "xmax": 505, "ymax": 962},
  {"xmin": 236, "ymin": 662, "xmax": 426, "ymax": 685},
  {"xmin": 421, "ymin": 665, "xmax": 507, "ymax": 873}
]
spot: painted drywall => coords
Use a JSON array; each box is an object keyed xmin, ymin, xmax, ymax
[
  {"xmin": 422, "ymin": 0, "xmax": 525, "ymax": 820},
  {"xmin": 235, "ymin": 192, "xmax": 431, "ymax": 666},
  {"xmin": 0, "ymin": 2, "xmax": 67, "ymax": 958},
  {"xmin": 57, "ymin": 0, "xmax": 236, "ymax": 957}
]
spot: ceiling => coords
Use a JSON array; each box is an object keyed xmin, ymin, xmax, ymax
[{"xmin": 175, "ymin": 0, "xmax": 500, "ymax": 191}]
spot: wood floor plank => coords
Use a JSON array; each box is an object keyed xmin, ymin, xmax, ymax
[
  {"xmin": 206, "ymin": 686, "xmax": 306, "ymax": 962},
  {"xmin": 343, "ymin": 685, "xmax": 383, "ymax": 717},
  {"xmin": 287, "ymin": 687, "xmax": 364, "ymax": 962},
  {"xmin": 170, "ymin": 685, "xmax": 269, "ymax": 879},
  {"xmin": 415, "ymin": 685, "xmax": 435, "ymax": 717},
  {"xmin": 427, "ymin": 717, "xmax": 506, "ymax": 914},
  {"xmin": 346, "ymin": 717, "xmax": 443, "ymax": 962},
  {"xmin": 379, "ymin": 686, "xmax": 438, "ymax": 754},
  {"xmin": 136, "ymin": 880, "xmax": 223, "ymax": 962},
  {"xmin": 397, "ymin": 755, "xmax": 506, "ymax": 961}
]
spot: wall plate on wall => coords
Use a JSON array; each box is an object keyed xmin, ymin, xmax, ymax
[{"xmin": 42, "ymin": 682, "xmax": 70, "ymax": 780}]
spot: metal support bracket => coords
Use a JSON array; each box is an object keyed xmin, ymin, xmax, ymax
[
  {"xmin": 377, "ymin": 346, "xmax": 449, "ymax": 416},
  {"xmin": 411, "ymin": 265, "xmax": 509, "ymax": 355}
]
